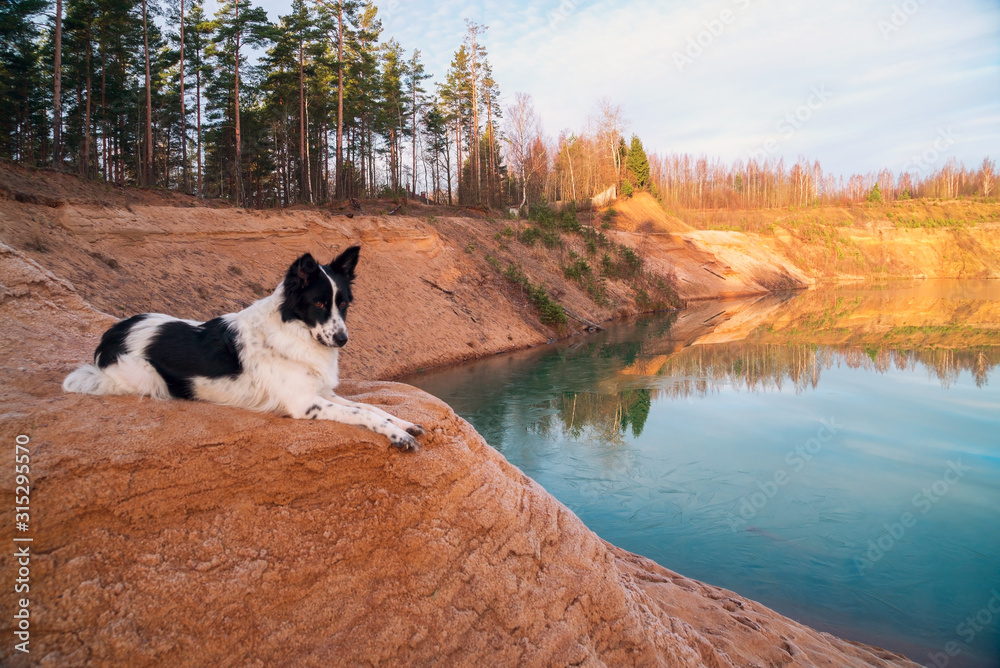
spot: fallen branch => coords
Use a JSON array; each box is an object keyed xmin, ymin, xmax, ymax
[
  {"xmin": 562, "ymin": 307, "xmax": 605, "ymax": 331},
  {"xmin": 702, "ymin": 264, "xmax": 727, "ymax": 280},
  {"xmin": 421, "ymin": 277, "xmax": 454, "ymax": 295}
]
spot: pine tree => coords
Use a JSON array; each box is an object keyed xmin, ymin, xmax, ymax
[
  {"xmin": 378, "ymin": 38, "xmax": 406, "ymax": 196},
  {"xmin": 184, "ymin": 1, "xmax": 212, "ymax": 196},
  {"xmin": 867, "ymin": 182, "xmax": 883, "ymax": 203},
  {"xmin": 626, "ymin": 135, "xmax": 650, "ymax": 191},
  {"xmin": 0, "ymin": 0, "xmax": 47, "ymax": 163},
  {"xmin": 422, "ymin": 101, "xmax": 450, "ymax": 203},
  {"xmin": 439, "ymin": 45, "xmax": 470, "ymax": 202},
  {"xmin": 405, "ymin": 49, "xmax": 430, "ymax": 196},
  {"xmin": 213, "ymin": 0, "xmax": 272, "ymax": 205}
]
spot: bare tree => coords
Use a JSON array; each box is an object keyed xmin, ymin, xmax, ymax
[
  {"xmin": 597, "ymin": 97, "xmax": 627, "ymax": 185},
  {"xmin": 503, "ymin": 91, "xmax": 542, "ymax": 215},
  {"xmin": 980, "ymin": 157, "xmax": 996, "ymax": 199}
]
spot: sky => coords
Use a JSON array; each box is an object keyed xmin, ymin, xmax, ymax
[{"xmin": 217, "ymin": 0, "xmax": 1000, "ymax": 178}]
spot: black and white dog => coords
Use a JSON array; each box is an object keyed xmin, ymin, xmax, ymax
[{"xmin": 63, "ymin": 246, "xmax": 424, "ymax": 451}]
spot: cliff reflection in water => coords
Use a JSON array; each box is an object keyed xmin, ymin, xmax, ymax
[
  {"xmin": 407, "ymin": 280, "xmax": 1000, "ymax": 667},
  {"xmin": 414, "ymin": 280, "xmax": 1000, "ymax": 445}
]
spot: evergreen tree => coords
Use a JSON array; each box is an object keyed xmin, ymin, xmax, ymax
[
  {"xmin": 184, "ymin": 0, "xmax": 213, "ymax": 196},
  {"xmin": 626, "ymin": 135, "xmax": 650, "ymax": 191},
  {"xmin": 212, "ymin": 0, "xmax": 272, "ymax": 205},
  {"xmin": 0, "ymin": 0, "xmax": 47, "ymax": 163},
  {"xmin": 378, "ymin": 38, "xmax": 406, "ymax": 195},
  {"xmin": 405, "ymin": 49, "xmax": 430, "ymax": 196},
  {"xmin": 422, "ymin": 101, "xmax": 450, "ymax": 203},
  {"xmin": 439, "ymin": 45, "xmax": 471, "ymax": 202}
]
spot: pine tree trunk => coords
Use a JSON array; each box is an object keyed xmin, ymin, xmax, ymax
[
  {"xmin": 454, "ymin": 112, "xmax": 461, "ymax": 203},
  {"xmin": 82, "ymin": 13, "xmax": 92, "ymax": 178},
  {"xmin": 53, "ymin": 0, "xmax": 62, "ymax": 166},
  {"xmin": 411, "ymin": 80, "xmax": 417, "ymax": 196},
  {"xmin": 196, "ymin": 64, "xmax": 202, "ymax": 197},
  {"xmin": 100, "ymin": 43, "xmax": 107, "ymax": 181},
  {"xmin": 335, "ymin": 0, "xmax": 344, "ymax": 199},
  {"xmin": 142, "ymin": 0, "xmax": 153, "ymax": 186},
  {"xmin": 304, "ymin": 85, "xmax": 312, "ymax": 203},
  {"xmin": 470, "ymin": 46, "xmax": 479, "ymax": 203},
  {"xmin": 180, "ymin": 0, "xmax": 188, "ymax": 192},
  {"xmin": 234, "ymin": 3, "xmax": 242, "ymax": 206},
  {"xmin": 299, "ymin": 35, "xmax": 309, "ymax": 202}
]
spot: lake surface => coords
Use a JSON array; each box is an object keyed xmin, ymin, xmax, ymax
[{"xmin": 406, "ymin": 280, "xmax": 1000, "ymax": 668}]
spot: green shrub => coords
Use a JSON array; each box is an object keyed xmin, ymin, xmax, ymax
[
  {"xmin": 502, "ymin": 263, "xmax": 566, "ymax": 326},
  {"xmin": 520, "ymin": 226, "xmax": 540, "ymax": 246},
  {"xmin": 559, "ymin": 204, "xmax": 582, "ymax": 233},
  {"xmin": 867, "ymin": 183, "xmax": 883, "ymax": 204}
]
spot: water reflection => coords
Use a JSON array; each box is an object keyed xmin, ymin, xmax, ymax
[{"xmin": 406, "ymin": 280, "xmax": 1000, "ymax": 668}]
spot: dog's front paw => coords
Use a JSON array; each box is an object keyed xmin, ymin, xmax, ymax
[
  {"xmin": 406, "ymin": 424, "xmax": 426, "ymax": 437},
  {"xmin": 390, "ymin": 431, "xmax": 420, "ymax": 452}
]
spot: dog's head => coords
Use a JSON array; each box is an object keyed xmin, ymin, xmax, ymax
[{"xmin": 279, "ymin": 246, "xmax": 360, "ymax": 348}]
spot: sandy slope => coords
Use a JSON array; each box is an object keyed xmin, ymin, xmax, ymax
[
  {"xmin": 0, "ymin": 164, "xmax": 817, "ymax": 380},
  {"xmin": 0, "ymin": 244, "xmax": 918, "ymax": 667}
]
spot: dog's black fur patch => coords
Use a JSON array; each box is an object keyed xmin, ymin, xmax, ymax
[
  {"xmin": 95, "ymin": 313, "xmax": 149, "ymax": 368},
  {"xmin": 144, "ymin": 318, "xmax": 243, "ymax": 399}
]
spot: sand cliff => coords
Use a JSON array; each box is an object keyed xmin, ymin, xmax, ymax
[{"xmin": 0, "ymin": 165, "xmax": 933, "ymax": 666}]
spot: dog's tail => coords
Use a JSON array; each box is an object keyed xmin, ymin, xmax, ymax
[
  {"xmin": 63, "ymin": 358, "xmax": 171, "ymax": 398},
  {"xmin": 63, "ymin": 364, "xmax": 119, "ymax": 395}
]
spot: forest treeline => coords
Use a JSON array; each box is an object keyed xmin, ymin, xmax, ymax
[{"xmin": 1, "ymin": 0, "xmax": 996, "ymax": 211}]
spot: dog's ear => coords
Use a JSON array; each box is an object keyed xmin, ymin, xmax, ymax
[
  {"xmin": 330, "ymin": 246, "xmax": 360, "ymax": 282},
  {"xmin": 285, "ymin": 253, "xmax": 320, "ymax": 291}
]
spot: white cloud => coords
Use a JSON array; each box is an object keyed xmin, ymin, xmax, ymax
[{"xmin": 216, "ymin": 0, "xmax": 1000, "ymax": 176}]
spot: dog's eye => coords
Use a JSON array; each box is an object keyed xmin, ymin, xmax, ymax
[{"xmin": 314, "ymin": 300, "xmax": 326, "ymax": 309}]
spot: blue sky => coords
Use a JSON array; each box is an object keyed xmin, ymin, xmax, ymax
[{"xmin": 230, "ymin": 0, "xmax": 999, "ymax": 177}]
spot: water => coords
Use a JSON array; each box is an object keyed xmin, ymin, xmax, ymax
[{"xmin": 406, "ymin": 281, "xmax": 1000, "ymax": 668}]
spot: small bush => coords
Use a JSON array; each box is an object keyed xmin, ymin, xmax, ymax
[
  {"xmin": 520, "ymin": 226, "xmax": 540, "ymax": 246},
  {"xmin": 601, "ymin": 245, "xmax": 642, "ymax": 279},
  {"xmin": 502, "ymin": 263, "xmax": 566, "ymax": 326},
  {"xmin": 559, "ymin": 204, "xmax": 581, "ymax": 233},
  {"xmin": 563, "ymin": 254, "xmax": 591, "ymax": 281},
  {"xmin": 530, "ymin": 203, "xmax": 557, "ymax": 229}
]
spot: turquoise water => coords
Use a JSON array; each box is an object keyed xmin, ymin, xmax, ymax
[{"xmin": 407, "ymin": 282, "xmax": 1000, "ymax": 668}]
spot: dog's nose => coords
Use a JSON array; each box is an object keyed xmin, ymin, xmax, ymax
[{"xmin": 333, "ymin": 332, "xmax": 348, "ymax": 347}]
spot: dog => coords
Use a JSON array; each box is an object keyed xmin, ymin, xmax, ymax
[{"xmin": 63, "ymin": 246, "xmax": 424, "ymax": 451}]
